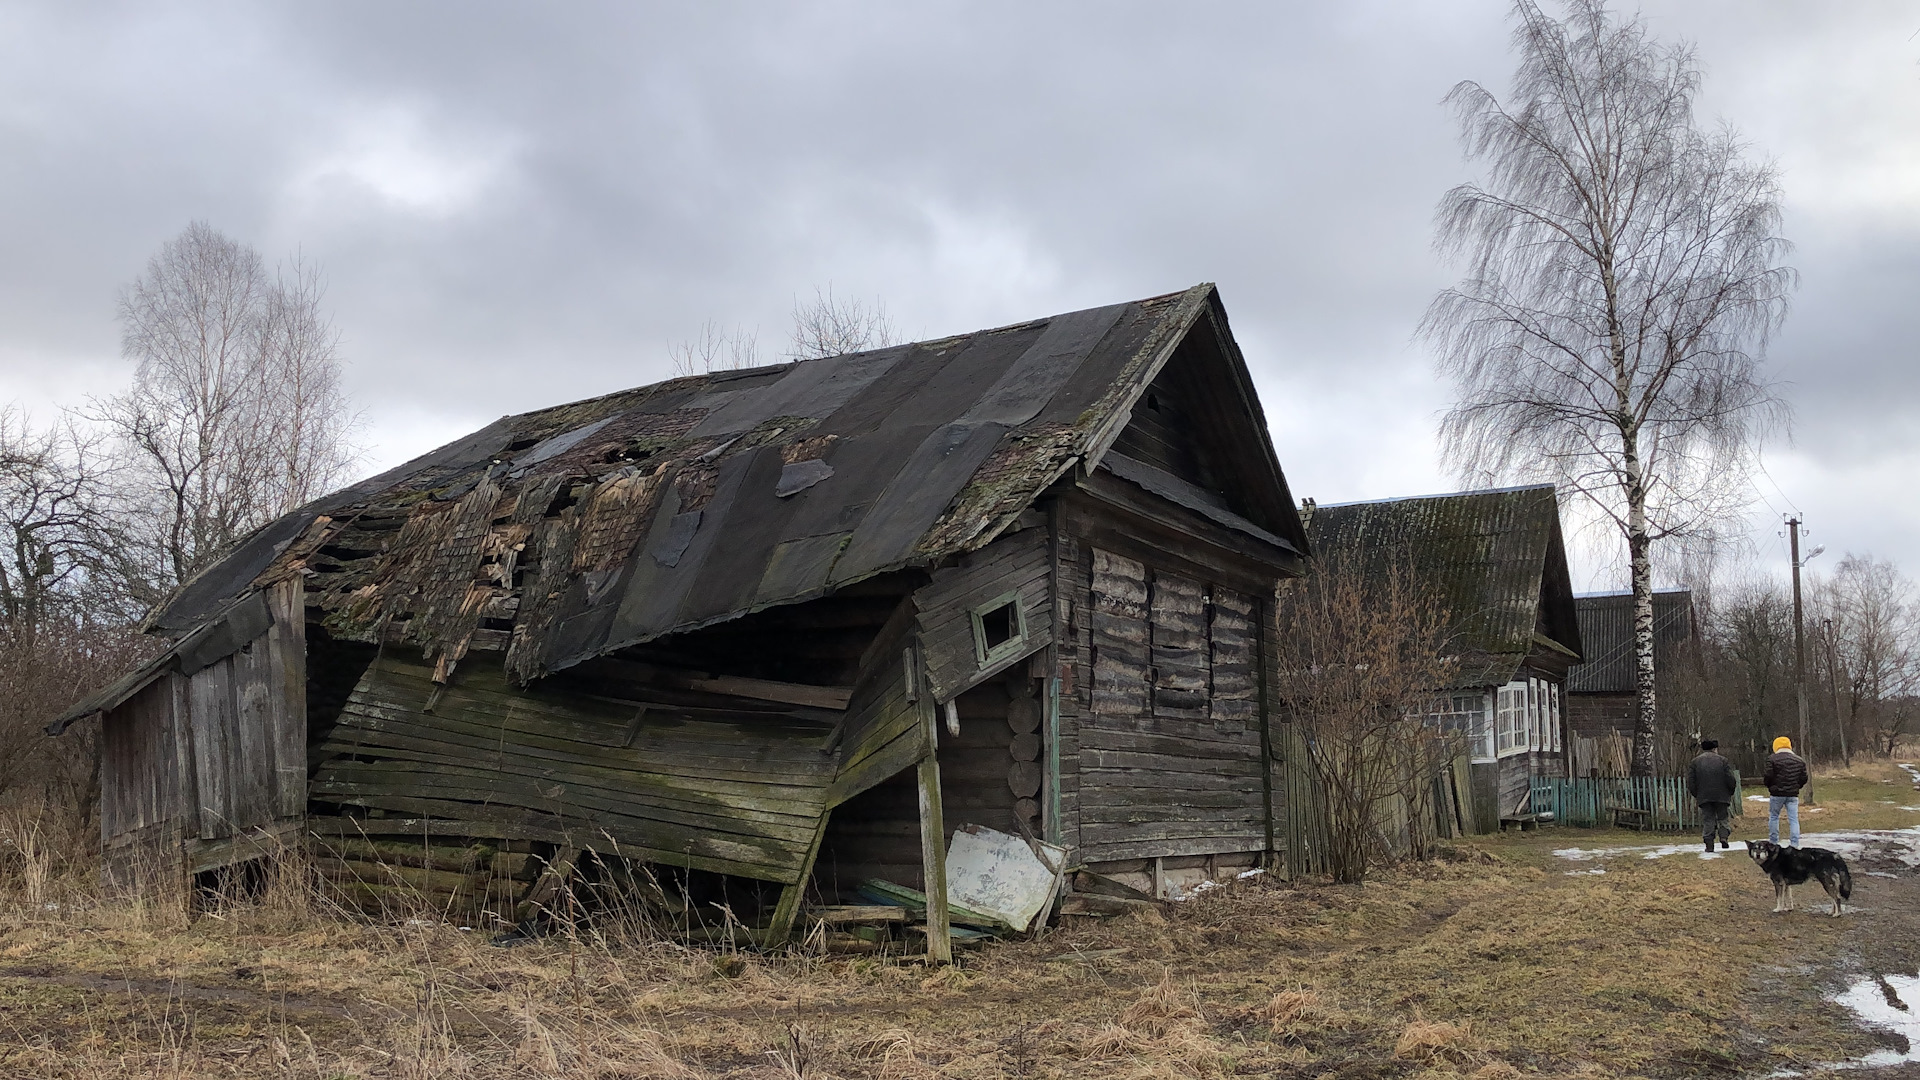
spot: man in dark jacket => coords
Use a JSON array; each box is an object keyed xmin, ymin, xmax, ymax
[
  {"xmin": 1763, "ymin": 736, "xmax": 1809, "ymax": 848},
  {"xmin": 1687, "ymin": 739, "xmax": 1739, "ymax": 852}
]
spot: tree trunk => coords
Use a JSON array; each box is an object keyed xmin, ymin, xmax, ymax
[{"xmin": 1623, "ymin": 429, "xmax": 1659, "ymax": 778}]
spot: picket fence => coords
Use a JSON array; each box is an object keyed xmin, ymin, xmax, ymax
[{"xmin": 1528, "ymin": 772, "xmax": 1743, "ymax": 832}]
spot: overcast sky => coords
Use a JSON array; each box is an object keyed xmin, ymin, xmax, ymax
[{"xmin": 2, "ymin": 1, "xmax": 1914, "ymax": 594}]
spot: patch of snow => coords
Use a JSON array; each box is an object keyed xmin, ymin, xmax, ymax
[
  {"xmin": 1564, "ymin": 868, "xmax": 1607, "ymax": 876},
  {"xmin": 1236, "ymin": 867, "xmax": 1266, "ymax": 880},
  {"xmin": 1748, "ymin": 795, "xmax": 1772, "ymax": 802},
  {"xmin": 1829, "ymin": 974, "xmax": 1920, "ymax": 1070},
  {"xmin": 1554, "ymin": 826, "xmax": 1920, "ymax": 866},
  {"xmin": 1764, "ymin": 973, "xmax": 1920, "ymax": 1077}
]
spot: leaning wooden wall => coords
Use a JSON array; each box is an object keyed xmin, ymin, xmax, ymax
[{"xmin": 310, "ymin": 650, "xmax": 839, "ymax": 884}]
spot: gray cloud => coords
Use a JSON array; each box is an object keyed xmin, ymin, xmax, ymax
[{"xmin": 1, "ymin": 0, "xmax": 1914, "ymax": 590}]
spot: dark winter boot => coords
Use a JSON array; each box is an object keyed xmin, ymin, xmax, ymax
[
  {"xmin": 1720, "ymin": 838, "xmax": 1730, "ymax": 850},
  {"xmin": 1705, "ymin": 840, "xmax": 1715, "ymax": 853}
]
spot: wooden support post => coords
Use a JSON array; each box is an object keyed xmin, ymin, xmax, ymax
[
  {"xmin": 917, "ymin": 754, "xmax": 951, "ymax": 963},
  {"xmin": 1153, "ymin": 856, "xmax": 1165, "ymax": 900},
  {"xmin": 765, "ymin": 814, "xmax": 830, "ymax": 949}
]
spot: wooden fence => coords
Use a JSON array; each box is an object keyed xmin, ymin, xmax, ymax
[{"xmin": 1528, "ymin": 772, "xmax": 1742, "ymax": 832}]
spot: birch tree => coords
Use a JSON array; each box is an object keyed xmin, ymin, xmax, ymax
[
  {"xmin": 1424, "ymin": 0, "xmax": 1793, "ymax": 775},
  {"xmin": 99, "ymin": 222, "xmax": 357, "ymax": 603}
]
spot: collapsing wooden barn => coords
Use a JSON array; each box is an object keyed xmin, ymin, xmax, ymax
[
  {"xmin": 51, "ymin": 283, "xmax": 1309, "ymax": 953},
  {"xmin": 1295, "ymin": 486, "xmax": 1583, "ymax": 836}
]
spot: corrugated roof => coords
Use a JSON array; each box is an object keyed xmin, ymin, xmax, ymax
[
  {"xmin": 144, "ymin": 283, "xmax": 1305, "ymax": 686},
  {"xmin": 1302, "ymin": 485, "xmax": 1582, "ymax": 687},
  {"xmin": 1565, "ymin": 589, "xmax": 1694, "ymax": 693}
]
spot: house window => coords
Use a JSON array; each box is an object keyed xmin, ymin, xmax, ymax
[
  {"xmin": 1549, "ymin": 682, "xmax": 1563, "ymax": 752},
  {"xmin": 970, "ymin": 591, "xmax": 1028, "ymax": 667},
  {"xmin": 1529, "ymin": 678, "xmax": 1543, "ymax": 751},
  {"xmin": 1495, "ymin": 681, "xmax": 1529, "ymax": 758},
  {"xmin": 1424, "ymin": 693, "xmax": 1490, "ymax": 762}
]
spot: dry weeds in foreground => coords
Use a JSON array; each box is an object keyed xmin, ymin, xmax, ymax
[{"xmin": 4, "ymin": 764, "xmax": 1918, "ymax": 1078}]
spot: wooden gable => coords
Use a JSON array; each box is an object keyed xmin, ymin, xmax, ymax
[{"xmin": 1100, "ymin": 298, "xmax": 1305, "ymax": 552}]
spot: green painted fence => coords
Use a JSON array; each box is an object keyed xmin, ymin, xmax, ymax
[{"xmin": 1528, "ymin": 772, "xmax": 1743, "ymax": 832}]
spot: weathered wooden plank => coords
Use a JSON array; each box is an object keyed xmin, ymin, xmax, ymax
[
  {"xmin": 1076, "ymin": 725, "xmax": 1263, "ymax": 757},
  {"xmin": 1090, "ymin": 548, "xmax": 1150, "ymax": 722},
  {"xmin": 229, "ymin": 634, "xmax": 277, "ymax": 832},
  {"xmin": 323, "ymin": 706, "xmax": 837, "ymax": 795},
  {"xmin": 313, "ymin": 739, "xmax": 826, "ymax": 832},
  {"xmin": 827, "ymin": 722, "xmax": 926, "ymax": 808},
  {"xmin": 1078, "ymin": 817, "xmax": 1264, "ymax": 840},
  {"xmin": 310, "ymin": 764, "xmax": 822, "ymax": 844},
  {"xmin": 187, "ymin": 657, "xmax": 235, "ymax": 840},
  {"xmin": 1090, "ymin": 760, "xmax": 1267, "ymax": 787},
  {"xmin": 308, "ymin": 788, "xmax": 805, "ymax": 877},
  {"xmin": 1210, "ymin": 586, "xmax": 1256, "ymax": 726},
  {"xmin": 1080, "ymin": 836, "xmax": 1265, "ymax": 863},
  {"xmin": 917, "ymin": 751, "xmax": 951, "ymax": 964},
  {"xmin": 266, "ymin": 578, "xmax": 308, "ymax": 819},
  {"xmin": 682, "ymin": 674, "xmax": 850, "ymax": 711}
]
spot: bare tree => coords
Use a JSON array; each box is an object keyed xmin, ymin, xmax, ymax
[
  {"xmin": 1824, "ymin": 554, "xmax": 1919, "ymax": 757},
  {"xmin": 0, "ymin": 409, "xmax": 138, "ymax": 636},
  {"xmin": 1424, "ymin": 0, "xmax": 1794, "ymax": 775},
  {"xmin": 788, "ymin": 284, "xmax": 897, "ymax": 360},
  {"xmin": 668, "ymin": 320, "xmax": 762, "ymax": 376},
  {"xmin": 97, "ymin": 222, "xmax": 357, "ymax": 603},
  {"xmin": 1275, "ymin": 557, "xmax": 1459, "ymax": 884},
  {"xmin": 0, "ymin": 412, "xmax": 154, "ymax": 845}
]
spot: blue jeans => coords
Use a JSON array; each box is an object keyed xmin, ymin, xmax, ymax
[{"xmin": 1769, "ymin": 796, "xmax": 1800, "ymax": 847}]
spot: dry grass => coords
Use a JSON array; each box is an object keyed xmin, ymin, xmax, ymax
[{"xmin": 1, "ymin": 757, "xmax": 1915, "ymax": 1077}]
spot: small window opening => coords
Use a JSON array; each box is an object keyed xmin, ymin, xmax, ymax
[
  {"xmin": 1146, "ymin": 394, "xmax": 1160, "ymax": 412},
  {"xmin": 980, "ymin": 603, "xmax": 1015, "ymax": 651},
  {"xmin": 969, "ymin": 592, "xmax": 1027, "ymax": 667}
]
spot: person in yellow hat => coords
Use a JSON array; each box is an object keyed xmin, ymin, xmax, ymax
[{"xmin": 1763, "ymin": 736, "xmax": 1808, "ymax": 847}]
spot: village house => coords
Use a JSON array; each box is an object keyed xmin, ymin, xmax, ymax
[
  {"xmin": 50, "ymin": 283, "xmax": 1311, "ymax": 955},
  {"xmin": 1564, "ymin": 588, "xmax": 1699, "ymax": 775},
  {"xmin": 1299, "ymin": 485, "xmax": 1584, "ymax": 833}
]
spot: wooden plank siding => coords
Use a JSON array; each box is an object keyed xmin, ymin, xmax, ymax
[
  {"xmin": 1075, "ymin": 544, "xmax": 1270, "ymax": 863},
  {"xmin": 311, "ymin": 651, "xmax": 840, "ymax": 884},
  {"xmin": 914, "ymin": 526, "xmax": 1053, "ymax": 705},
  {"xmin": 96, "ymin": 579, "xmax": 308, "ymax": 884}
]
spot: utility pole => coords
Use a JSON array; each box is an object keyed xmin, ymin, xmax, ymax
[
  {"xmin": 1823, "ymin": 616, "xmax": 1849, "ymax": 767},
  {"xmin": 1788, "ymin": 517, "xmax": 1813, "ymax": 801}
]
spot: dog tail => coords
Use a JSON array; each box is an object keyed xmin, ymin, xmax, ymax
[{"xmin": 1839, "ymin": 862, "xmax": 1853, "ymax": 901}]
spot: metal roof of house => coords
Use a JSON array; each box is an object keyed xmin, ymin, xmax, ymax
[
  {"xmin": 1565, "ymin": 589, "xmax": 1695, "ymax": 694},
  {"xmin": 137, "ymin": 283, "xmax": 1304, "ymax": 688},
  {"xmin": 1302, "ymin": 485, "xmax": 1583, "ymax": 687}
]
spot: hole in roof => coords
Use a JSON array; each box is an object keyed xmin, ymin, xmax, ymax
[
  {"xmin": 1146, "ymin": 394, "xmax": 1160, "ymax": 412},
  {"xmin": 504, "ymin": 436, "xmax": 541, "ymax": 453}
]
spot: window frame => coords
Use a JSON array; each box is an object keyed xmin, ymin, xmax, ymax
[{"xmin": 969, "ymin": 590, "xmax": 1029, "ymax": 668}]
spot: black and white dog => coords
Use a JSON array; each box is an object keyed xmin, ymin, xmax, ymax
[{"xmin": 1745, "ymin": 840, "xmax": 1853, "ymax": 917}]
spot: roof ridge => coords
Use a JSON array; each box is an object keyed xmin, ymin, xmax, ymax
[{"xmin": 1313, "ymin": 482, "xmax": 1555, "ymax": 509}]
